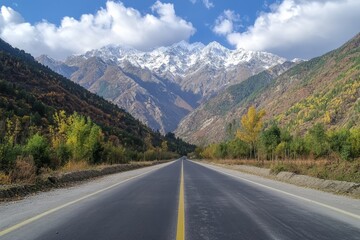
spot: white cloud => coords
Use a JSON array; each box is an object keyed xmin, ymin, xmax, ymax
[
  {"xmin": 0, "ymin": 1, "xmax": 195, "ymax": 59},
  {"xmin": 189, "ymin": 0, "xmax": 214, "ymax": 9},
  {"xmin": 213, "ymin": 10, "xmax": 240, "ymax": 36},
  {"xmin": 203, "ymin": 0, "xmax": 214, "ymax": 9},
  {"xmin": 224, "ymin": 0, "xmax": 360, "ymax": 59}
]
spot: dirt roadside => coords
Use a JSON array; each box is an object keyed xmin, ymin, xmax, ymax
[
  {"xmin": 201, "ymin": 161, "xmax": 360, "ymax": 198},
  {"xmin": 0, "ymin": 160, "xmax": 170, "ymax": 201}
]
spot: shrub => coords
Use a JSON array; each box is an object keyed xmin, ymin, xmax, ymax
[
  {"xmin": 9, "ymin": 156, "xmax": 36, "ymax": 184},
  {"xmin": 227, "ymin": 139, "xmax": 249, "ymax": 159},
  {"xmin": 0, "ymin": 143, "xmax": 23, "ymax": 173},
  {"xmin": 102, "ymin": 142, "xmax": 127, "ymax": 164},
  {"xmin": 61, "ymin": 160, "xmax": 90, "ymax": 172},
  {"xmin": 53, "ymin": 143, "xmax": 71, "ymax": 166},
  {"xmin": 0, "ymin": 171, "xmax": 10, "ymax": 184},
  {"xmin": 328, "ymin": 128, "xmax": 351, "ymax": 160},
  {"xmin": 25, "ymin": 133, "xmax": 50, "ymax": 169}
]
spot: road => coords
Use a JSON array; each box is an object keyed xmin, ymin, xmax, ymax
[{"xmin": 0, "ymin": 159, "xmax": 359, "ymax": 239}]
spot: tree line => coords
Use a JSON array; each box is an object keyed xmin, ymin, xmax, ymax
[
  {"xmin": 0, "ymin": 111, "xmax": 177, "ymax": 183},
  {"xmin": 198, "ymin": 106, "xmax": 360, "ymax": 161}
]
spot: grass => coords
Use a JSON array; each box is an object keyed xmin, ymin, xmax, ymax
[
  {"xmin": 60, "ymin": 160, "xmax": 92, "ymax": 172},
  {"xmin": 0, "ymin": 159, "xmax": 172, "ymax": 186},
  {"xmin": 204, "ymin": 158, "xmax": 360, "ymax": 183}
]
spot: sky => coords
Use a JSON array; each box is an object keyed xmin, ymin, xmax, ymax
[{"xmin": 0, "ymin": 0, "xmax": 359, "ymax": 60}]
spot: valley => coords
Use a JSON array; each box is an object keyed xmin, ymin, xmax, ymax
[{"xmin": 37, "ymin": 41, "xmax": 286, "ymax": 133}]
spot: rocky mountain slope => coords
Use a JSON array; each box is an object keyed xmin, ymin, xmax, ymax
[
  {"xmin": 176, "ymin": 33, "xmax": 360, "ymax": 145},
  {"xmin": 37, "ymin": 41, "xmax": 286, "ymax": 133},
  {"xmin": 0, "ymin": 38, "xmax": 194, "ymax": 153}
]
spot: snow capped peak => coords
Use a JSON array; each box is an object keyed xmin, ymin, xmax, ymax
[
  {"xmin": 168, "ymin": 41, "xmax": 205, "ymax": 53},
  {"xmin": 206, "ymin": 41, "xmax": 226, "ymax": 50},
  {"xmin": 74, "ymin": 40, "xmax": 287, "ymax": 76},
  {"xmin": 291, "ymin": 58, "xmax": 306, "ymax": 63},
  {"xmin": 171, "ymin": 40, "xmax": 191, "ymax": 49}
]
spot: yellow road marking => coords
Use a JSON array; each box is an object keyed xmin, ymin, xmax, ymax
[
  {"xmin": 176, "ymin": 160, "xmax": 185, "ymax": 240},
  {"xmin": 194, "ymin": 161, "xmax": 360, "ymax": 220},
  {"xmin": 0, "ymin": 164, "xmax": 167, "ymax": 237}
]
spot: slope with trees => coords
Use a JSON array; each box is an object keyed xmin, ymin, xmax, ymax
[
  {"xmin": 177, "ymin": 33, "xmax": 360, "ymax": 145},
  {"xmin": 0, "ymin": 38, "xmax": 195, "ymax": 184}
]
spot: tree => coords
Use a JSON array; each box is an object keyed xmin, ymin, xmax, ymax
[
  {"xmin": 260, "ymin": 124, "xmax": 281, "ymax": 160},
  {"xmin": 349, "ymin": 127, "xmax": 360, "ymax": 159},
  {"xmin": 236, "ymin": 106, "xmax": 266, "ymax": 158},
  {"xmin": 328, "ymin": 128, "xmax": 351, "ymax": 160},
  {"xmin": 305, "ymin": 123, "xmax": 330, "ymax": 158},
  {"xmin": 227, "ymin": 139, "xmax": 249, "ymax": 159},
  {"xmin": 161, "ymin": 141, "xmax": 168, "ymax": 152}
]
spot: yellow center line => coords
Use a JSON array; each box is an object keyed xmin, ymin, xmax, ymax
[
  {"xmin": 0, "ymin": 164, "xmax": 167, "ymax": 237},
  {"xmin": 176, "ymin": 160, "xmax": 185, "ymax": 240}
]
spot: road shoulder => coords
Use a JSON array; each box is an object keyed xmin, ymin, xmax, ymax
[{"xmin": 192, "ymin": 160, "xmax": 360, "ymax": 226}]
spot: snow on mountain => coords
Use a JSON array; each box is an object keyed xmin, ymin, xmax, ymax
[
  {"xmin": 38, "ymin": 41, "xmax": 287, "ymax": 133},
  {"xmin": 71, "ymin": 41, "xmax": 286, "ymax": 77}
]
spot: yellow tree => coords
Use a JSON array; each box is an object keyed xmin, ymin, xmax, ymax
[{"xmin": 236, "ymin": 106, "xmax": 266, "ymax": 159}]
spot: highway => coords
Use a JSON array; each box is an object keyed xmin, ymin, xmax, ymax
[{"xmin": 0, "ymin": 159, "xmax": 359, "ymax": 239}]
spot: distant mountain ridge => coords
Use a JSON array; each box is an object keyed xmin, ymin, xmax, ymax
[
  {"xmin": 0, "ymin": 38, "xmax": 194, "ymax": 154},
  {"xmin": 37, "ymin": 41, "xmax": 286, "ymax": 133},
  {"xmin": 176, "ymin": 33, "xmax": 360, "ymax": 145}
]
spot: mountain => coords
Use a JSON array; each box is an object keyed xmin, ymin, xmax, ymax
[
  {"xmin": 0, "ymin": 38, "xmax": 194, "ymax": 154},
  {"xmin": 37, "ymin": 41, "xmax": 286, "ymax": 133},
  {"xmin": 176, "ymin": 33, "xmax": 360, "ymax": 145}
]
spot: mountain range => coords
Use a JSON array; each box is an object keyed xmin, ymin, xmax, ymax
[
  {"xmin": 0, "ymin": 38, "xmax": 194, "ymax": 154},
  {"xmin": 176, "ymin": 33, "xmax": 360, "ymax": 145},
  {"xmin": 37, "ymin": 41, "xmax": 286, "ymax": 133}
]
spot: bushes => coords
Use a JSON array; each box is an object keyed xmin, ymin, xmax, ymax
[
  {"xmin": 25, "ymin": 133, "xmax": 50, "ymax": 169},
  {"xmin": 102, "ymin": 142, "xmax": 127, "ymax": 164},
  {"xmin": 200, "ymin": 122, "xmax": 360, "ymax": 162},
  {"xmin": 226, "ymin": 139, "xmax": 249, "ymax": 159},
  {"xmin": 305, "ymin": 123, "xmax": 330, "ymax": 158},
  {"xmin": 9, "ymin": 156, "xmax": 36, "ymax": 183},
  {"xmin": 0, "ymin": 143, "xmax": 21, "ymax": 173}
]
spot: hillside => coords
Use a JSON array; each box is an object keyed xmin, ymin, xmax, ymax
[
  {"xmin": 0, "ymin": 38, "xmax": 194, "ymax": 154},
  {"xmin": 176, "ymin": 33, "xmax": 360, "ymax": 145},
  {"xmin": 38, "ymin": 41, "xmax": 286, "ymax": 133}
]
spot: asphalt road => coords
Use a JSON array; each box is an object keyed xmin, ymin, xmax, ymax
[{"xmin": 1, "ymin": 159, "xmax": 359, "ymax": 240}]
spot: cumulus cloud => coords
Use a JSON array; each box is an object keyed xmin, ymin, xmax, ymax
[
  {"xmin": 0, "ymin": 1, "xmax": 195, "ymax": 59},
  {"xmin": 223, "ymin": 0, "xmax": 360, "ymax": 59},
  {"xmin": 213, "ymin": 10, "xmax": 240, "ymax": 36}
]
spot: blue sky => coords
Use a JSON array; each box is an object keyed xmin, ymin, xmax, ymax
[
  {"xmin": 0, "ymin": 0, "xmax": 359, "ymax": 60},
  {"xmin": 2, "ymin": 0, "xmax": 275, "ymax": 48}
]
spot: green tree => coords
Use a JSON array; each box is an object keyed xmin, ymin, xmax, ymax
[
  {"xmin": 349, "ymin": 127, "xmax": 360, "ymax": 159},
  {"xmin": 305, "ymin": 123, "xmax": 330, "ymax": 158},
  {"xmin": 328, "ymin": 128, "xmax": 351, "ymax": 160},
  {"xmin": 25, "ymin": 133, "xmax": 50, "ymax": 169},
  {"xmin": 290, "ymin": 135, "xmax": 306, "ymax": 159},
  {"xmin": 227, "ymin": 139, "xmax": 249, "ymax": 159},
  {"xmin": 65, "ymin": 113, "xmax": 103, "ymax": 162},
  {"xmin": 260, "ymin": 124, "xmax": 281, "ymax": 160}
]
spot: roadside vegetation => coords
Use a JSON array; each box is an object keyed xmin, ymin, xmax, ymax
[
  {"xmin": 195, "ymin": 106, "xmax": 360, "ymax": 183},
  {"xmin": 0, "ymin": 111, "xmax": 177, "ymax": 185}
]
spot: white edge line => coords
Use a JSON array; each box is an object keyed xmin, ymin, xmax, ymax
[
  {"xmin": 190, "ymin": 160, "xmax": 360, "ymax": 220},
  {"xmin": 0, "ymin": 161, "xmax": 174, "ymax": 237}
]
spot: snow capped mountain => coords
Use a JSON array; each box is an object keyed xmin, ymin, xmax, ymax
[
  {"xmin": 70, "ymin": 41, "xmax": 286, "ymax": 77},
  {"xmin": 38, "ymin": 41, "xmax": 288, "ymax": 133}
]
